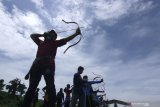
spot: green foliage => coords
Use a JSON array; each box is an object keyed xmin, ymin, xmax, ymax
[
  {"xmin": 0, "ymin": 79, "xmax": 5, "ymax": 91},
  {"xmin": 8, "ymin": 78, "xmax": 21, "ymax": 95},
  {"xmin": 5, "ymin": 78, "xmax": 27, "ymax": 96},
  {"xmin": 0, "ymin": 78, "xmax": 44, "ymax": 107},
  {"xmin": 0, "ymin": 91, "xmax": 21, "ymax": 107},
  {"xmin": 0, "ymin": 91, "xmax": 43, "ymax": 107},
  {"xmin": 17, "ymin": 83, "xmax": 27, "ymax": 96}
]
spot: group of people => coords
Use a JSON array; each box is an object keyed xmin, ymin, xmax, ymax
[
  {"xmin": 56, "ymin": 66, "xmax": 104, "ymax": 107},
  {"xmin": 21, "ymin": 27, "xmax": 104, "ymax": 107},
  {"xmin": 30, "ymin": 66, "xmax": 104, "ymax": 107},
  {"xmin": 71, "ymin": 66, "xmax": 104, "ymax": 107}
]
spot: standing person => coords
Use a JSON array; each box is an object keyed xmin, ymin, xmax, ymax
[
  {"xmin": 71, "ymin": 66, "xmax": 87, "ymax": 107},
  {"xmin": 56, "ymin": 88, "xmax": 64, "ymax": 107},
  {"xmin": 82, "ymin": 75, "xmax": 103, "ymax": 107},
  {"xmin": 62, "ymin": 84, "xmax": 72, "ymax": 107},
  {"xmin": 32, "ymin": 88, "xmax": 39, "ymax": 107},
  {"xmin": 22, "ymin": 28, "xmax": 81, "ymax": 107}
]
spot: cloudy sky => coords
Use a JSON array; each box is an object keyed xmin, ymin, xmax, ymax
[{"xmin": 0, "ymin": 0, "xmax": 160, "ymax": 103}]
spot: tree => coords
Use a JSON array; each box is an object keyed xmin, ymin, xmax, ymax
[
  {"xmin": 17, "ymin": 83, "xmax": 27, "ymax": 96},
  {"xmin": 6, "ymin": 78, "xmax": 21, "ymax": 95},
  {"xmin": 6, "ymin": 84, "xmax": 12, "ymax": 94},
  {"xmin": 0, "ymin": 79, "xmax": 5, "ymax": 91}
]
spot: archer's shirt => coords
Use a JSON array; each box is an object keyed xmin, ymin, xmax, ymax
[
  {"xmin": 83, "ymin": 80, "xmax": 102, "ymax": 96},
  {"xmin": 64, "ymin": 88, "xmax": 72, "ymax": 99},
  {"xmin": 73, "ymin": 73, "xmax": 86, "ymax": 94},
  {"xmin": 33, "ymin": 36, "xmax": 67, "ymax": 67}
]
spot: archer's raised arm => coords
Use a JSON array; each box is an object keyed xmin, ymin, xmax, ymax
[
  {"xmin": 63, "ymin": 28, "xmax": 81, "ymax": 42},
  {"xmin": 88, "ymin": 79, "xmax": 103, "ymax": 84},
  {"xmin": 30, "ymin": 33, "xmax": 44, "ymax": 45}
]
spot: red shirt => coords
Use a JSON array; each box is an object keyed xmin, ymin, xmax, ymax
[
  {"xmin": 64, "ymin": 88, "xmax": 72, "ymax": 98},
  {"xmin": 33, "ymin": 37, "xmax": 67, "ymax": 67}
]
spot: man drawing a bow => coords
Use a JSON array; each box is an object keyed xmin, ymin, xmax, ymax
[{"xmin": 22, "ymin": 27, "xmax": 81, "ymax": 107}]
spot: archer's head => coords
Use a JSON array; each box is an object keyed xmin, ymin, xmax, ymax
[
  {"xmin": 77, "ymin": 66, "xmax": 84, "ymax": 74},
  {"xmin": 60, "ymin": 88, "xmax": 63, "ymax": 92},
  {"xmin": 44, "ymin": 30, "xmax": 57, "ymax": 41},
  {"xmin": 67, "ymin": 84, "xmax": 70, "ymax": 88},
  {"xmin": 83, "ymin": 75, "xmax": 88, "ymax": 81}
]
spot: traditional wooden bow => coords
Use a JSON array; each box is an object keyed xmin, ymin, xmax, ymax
[{"xmin": 62, "ymin": 19, "xmax": 83, "ymax": 54}]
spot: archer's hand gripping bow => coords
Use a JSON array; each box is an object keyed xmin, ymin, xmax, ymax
[{"xmin": 62, "ymin": 20, "xmax": 83, "ymax": 54}]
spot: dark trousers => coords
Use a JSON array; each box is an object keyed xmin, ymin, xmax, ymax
[
  {"xmin": 43, "ymin": 100, "xmax": 49, "ymax": 107},
  {"xmin": 64, "ymin": 99, "xmax": 70, "ymax": 107},
  {"xmin": 32, "ymin": 100, "xmax": 38, "ymax": 107},
  {"xmin": 86, "ymin": 96, "xmax": 93, "ymax": 107},
  {"xmin": 56, "ymin": 101, "xmax": 62, "ymax": 107},
  {"xmin": 71, "ymin": 89, "xmax": 84, "ymax": 107},
  {"xmin": 22, "ymin": 61, "xmax": 56, "ymax": 107}
]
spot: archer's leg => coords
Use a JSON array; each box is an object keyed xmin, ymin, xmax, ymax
[
  {"xmin": 70, "ymin": 90, "xmax": 79, "ymax": 107},
  {"xmin": 22, "ymin": 69, "xmax": 42, "ymax": 107},
  {"xmin": 44, "ymin": 68, "xmax": 56, "ymax": 107},
  {"xmin": 79, "ymin": 94, "xmax": 85, "ymax": 107}
]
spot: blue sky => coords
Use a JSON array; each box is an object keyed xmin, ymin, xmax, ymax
[{"xmin": 0, "ymin": 0, "xmax": 160, "ymax": 103}]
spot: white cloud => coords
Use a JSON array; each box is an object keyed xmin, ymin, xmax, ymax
[
  {"xmin": 0, "ymin": 3, "xmax": 46, "ymax": 58},
  {"xmin": 60, "ymin": 0, "xmax": 84, "ymax": 6},
  {"xmin": 104, "ymin": 52, "xmax": 160, "ymax": 101},
  {"xmin": 90, "ymin": 0, "xmax": 153, "ymax": 25},
  {"xmin": 47, "ymin": 0, "xmax": 93, "ymax": 34},
  {"xmin": 0, "ymin": 59, "xmax": 32, "ymax": 87},
  {"xmin": 30, "ymin": 0, "xmax": 44, "ymax": 7},
  {"xmin": 124, "ymin": 18, "xmax": 157, "ymax": 38},
  {"xmin": 30, "ymin": 0, "xmax": 53, "ymax": 25}
]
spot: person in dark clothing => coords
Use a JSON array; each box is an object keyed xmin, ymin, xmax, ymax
[
  {"xmin": 22, "ymin": 28, "xmax": 81, "ymax": 107},
  {"xmin": 62, "ymin": 84, "xmax": 72, "ymax": 107},
  {"xmin": 82, "ymin": 75, "xmax": 103, "ymax": 107},
  {"xmin": 71, "ymin": 66, "xmax": 87, "ymax": 107},
  {"xmin": 56, "ymin": 88, "xmax": 64, "ymax": 107},
  {"xmin": 32, "ymin": 88, "xmax": 39, "ymax": 107}
]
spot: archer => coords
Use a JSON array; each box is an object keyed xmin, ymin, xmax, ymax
[{"xmin": 22, "ymin": 28, "xmax": 81, "ymax": 107}]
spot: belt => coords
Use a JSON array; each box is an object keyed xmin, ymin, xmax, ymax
[{"xmin": 35, "ymin": 56, "xmax": 54, "ymax": 60}]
